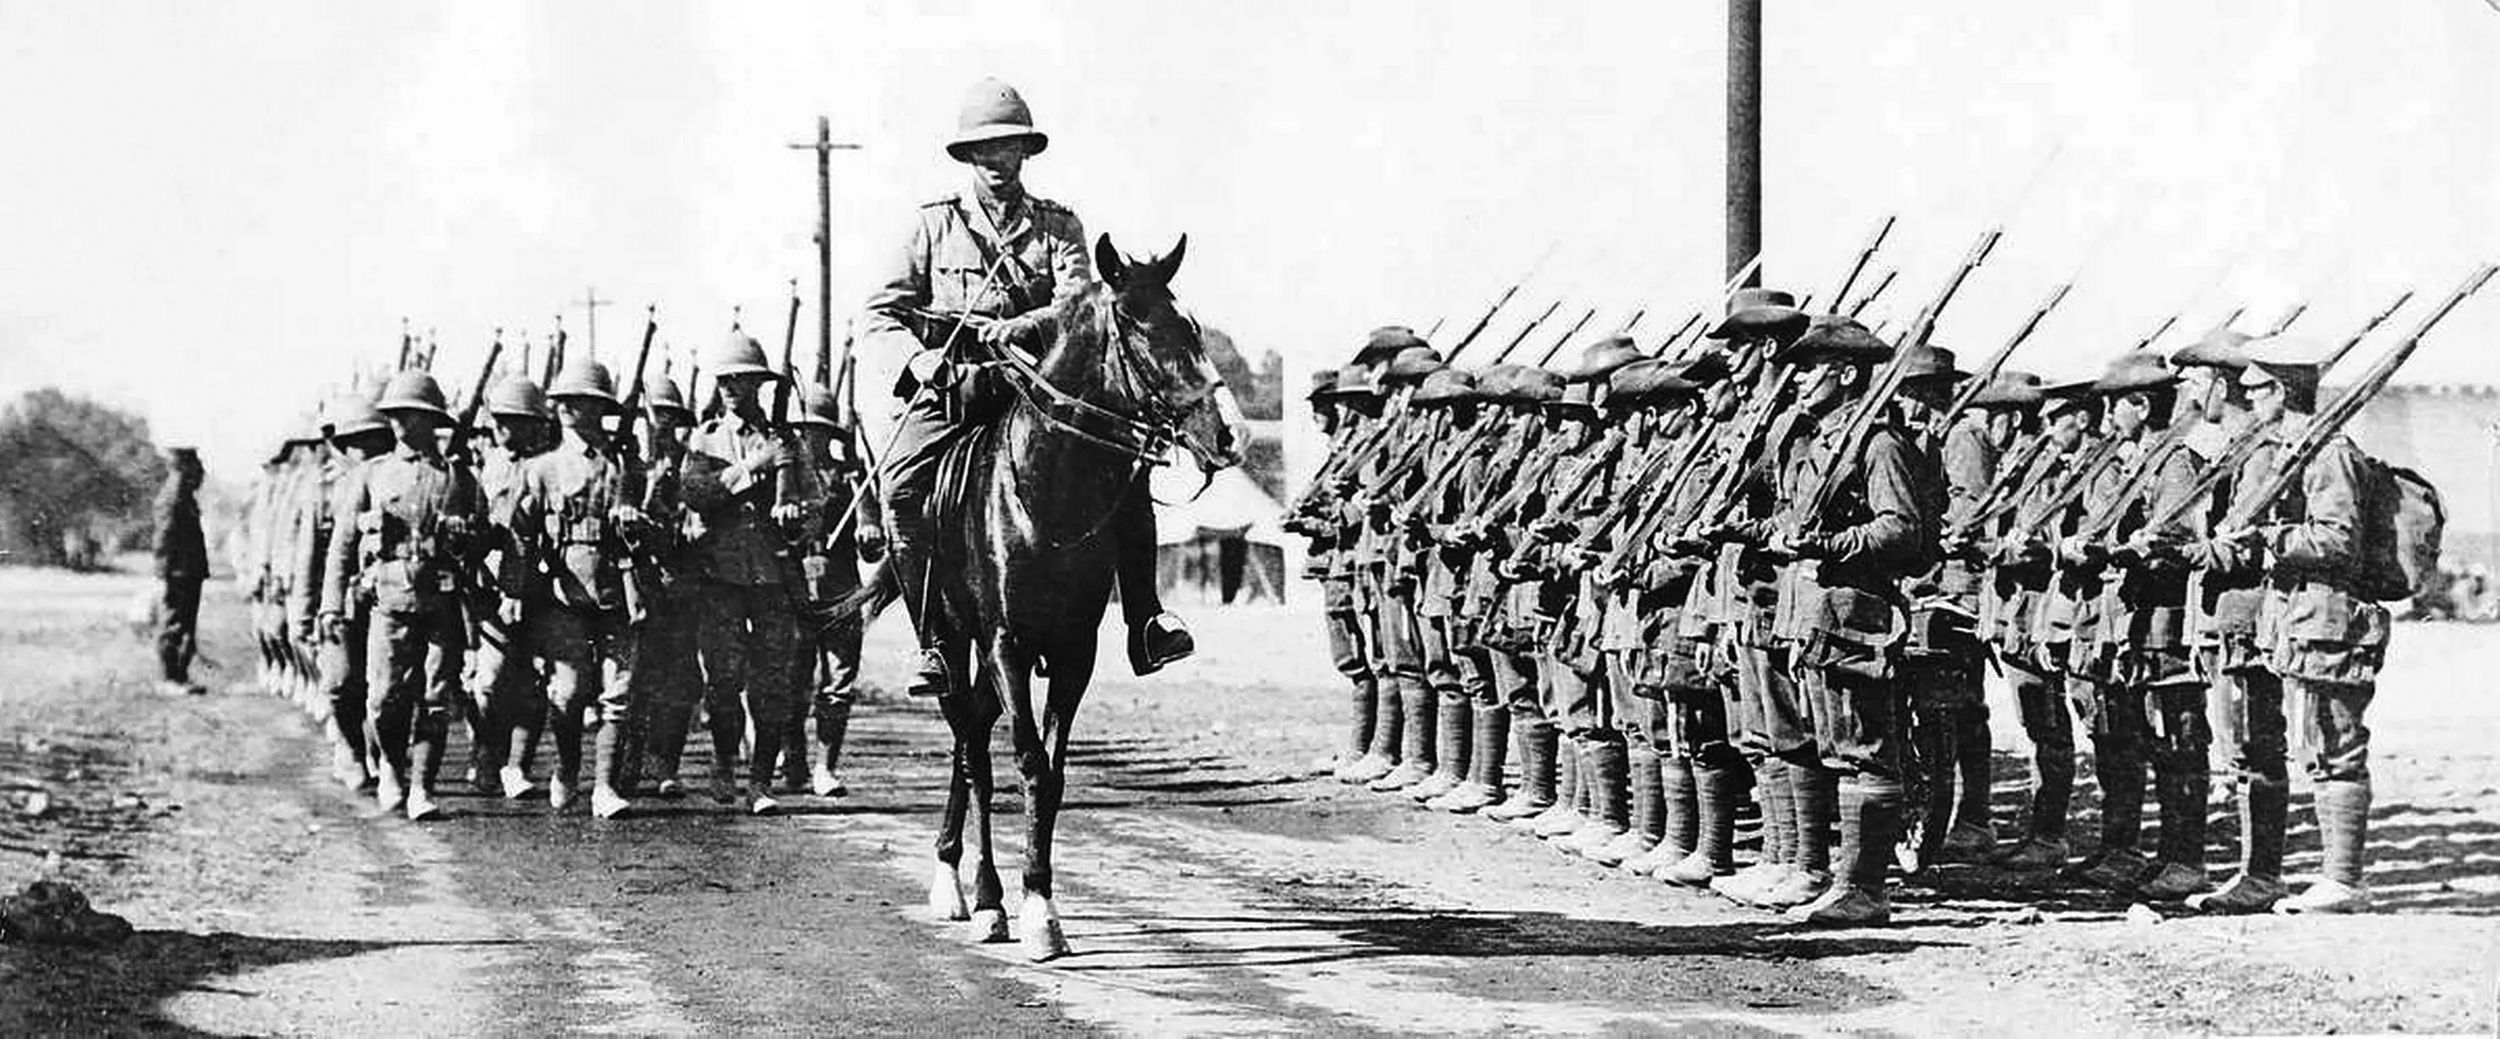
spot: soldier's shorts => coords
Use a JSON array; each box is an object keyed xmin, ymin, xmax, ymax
[
  {"xmin": 2206, "ymin": 660, "xmax": 2287, "ymax": 782},
  {"xmin": 1797, "ymin": 664, "xmax": 1903, "ymax": 780},
  {"xmin": 1538, "ymin": 652, "xmax": 1610, "ymax": 739},
  {"xmin": 1491, "ymin": 649, "xmax": 1539, "ymax": 718},
  {"xmin": 1322, "ymin": 578, "xmax": 1370, "ymax": 684},
  {"xmin": 530, "ymin": 606, "xmax": 636, "ymax": 726},
  {"xmin": 1420, "ymin": 617, "xmax": 1467, "ymax": 707},
  {"xmin": 2285, "ymin": 676, "xmax": 2373, "ymax": 784},
  {"xmin": 1728, "ymin": 643, "xmax": 1807, "ymax": 759},
  {"xmin": 1369, "ymin": 583, "xmax": 1424, "ymax": 680}
]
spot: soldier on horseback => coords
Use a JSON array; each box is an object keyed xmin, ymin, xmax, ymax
[{"xmin": 860, "ymin": 78, "xmax": 1194, "ymax": 698}]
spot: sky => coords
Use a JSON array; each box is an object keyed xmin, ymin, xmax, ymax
[{"xmin": 1, "ymin": 0, "xmax": 2495, "ymax": 478}]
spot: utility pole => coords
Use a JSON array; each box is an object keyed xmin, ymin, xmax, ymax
[
  {"xmin": 1728, "ymin": 0, "xmax": 1763, "ymax": 289},
  {"xmin": 578, "ymin": 287, "xmax": 612, "ymax": 359},
  {"xmin": 787, "ymin": 115, "xmax": 862, "ymax": 390}
]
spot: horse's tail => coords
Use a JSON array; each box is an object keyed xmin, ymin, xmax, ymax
[{"xmin": 822, "ymin": 559, "xmax": 898, "ymax": 635}]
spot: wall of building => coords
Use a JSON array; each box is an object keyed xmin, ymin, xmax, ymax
[{"xmin": 2348, "ymin": 383, "xmax": 2500, "ymax": 571}]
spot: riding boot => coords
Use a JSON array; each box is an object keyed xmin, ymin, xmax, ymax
[
  {"xmin": 1408, "ymin": 695, "xmax": 1471, "ymax": 802},
  {"xmin": 1484, "ymin": 717, "xmax": 1554, "ymax": 821},
  {"xmin": 1526, "ymin": 737, "xmax": 1583, "ymax": 835},
  {"xmin": 1665, "ymin": 753, "xmax": 1741, "ymax": 884},
  {"xmin": 2279, "ymin": 780, "xmax": 2373, "ymax": 914},
  {"xmin": 1590, "ymin": 741, "xmax": 1661, "ymax": 866},
  {"xmin": 1333, "ymin": 677, "xmax": 1379, "ymax": 782},
  {"xmin": 1369, "ymin": 677, "xmax": 1436, "ymax": 791},
  {"xmin": 1432, "ymin": 703, "xmax": 1508, "ymax": 813},
  {"xmin": 1347, "ymin": 676, "xmax": 1402, "ymax": 784},
  {"xmin": 1564, "ymin": 739, "xmax": 1632, "ymax": 858}
]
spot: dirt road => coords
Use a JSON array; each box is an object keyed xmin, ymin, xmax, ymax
[{"xmin": 3, "ymin": 569, "xmax": 2495, "ymax": 1035}]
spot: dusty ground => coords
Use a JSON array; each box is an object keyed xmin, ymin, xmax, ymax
[{"xmin": 1, "ymin": 565, "xmax": 2495, "ymax": 1036}]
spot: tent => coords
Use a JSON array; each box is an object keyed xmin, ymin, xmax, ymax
[{"xmin": 1150, "ymin": 462, "xmax": 1290, "ymax": 604}]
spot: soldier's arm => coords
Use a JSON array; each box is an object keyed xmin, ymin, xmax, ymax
[
  {"xmin": 318, "ymin": 476, "xmax": 365, "ymax": 619},
  {"xmin": 1021, "ymin": 206, "xmax": 1094, "ymax": 345},
  {"xmin": 2268, "ymin": 439, "xmax": 2361, "ymax": 569},
  {"xmin": 1820, "ymin": 432, "xmax": 1924, "ymax": 564},
  {"xmin": 1941, "ymin": 424, "xmax": 1993, "ymax": 531}
]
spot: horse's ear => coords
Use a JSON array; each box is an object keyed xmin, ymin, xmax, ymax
[
  {"xmin": 1094, "ymin": 234, "xmax": 1126, "ymax": 290},
  {"xmin": 1137, "ymin": 234, "xmax": 1187, "ymax": 288}
]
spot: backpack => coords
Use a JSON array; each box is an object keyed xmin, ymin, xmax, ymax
[{"xmin": 2351, "ymin": 449, "xmax": 2445, "ymax": 603}]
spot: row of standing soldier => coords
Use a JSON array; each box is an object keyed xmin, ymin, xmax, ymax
[
  {"xmin": 232, "ymin": 331, "xmax": 880, "ymax": 821},
  {"xmin": 1293, "ymin": 288, "xmax": 2414, "ymax": 924}
]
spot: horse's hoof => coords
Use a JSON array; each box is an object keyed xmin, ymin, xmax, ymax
[
  {"xmin": 929, "ymin": 863, "xmax": 970, "ymax": 922},
  {"xmin": 1019, "ymin": 897, "xmax": 1071, "ymax": 962},
  {"xmin": 972, "ymin": 907, "xmax": 1011, "ymax": 944}
]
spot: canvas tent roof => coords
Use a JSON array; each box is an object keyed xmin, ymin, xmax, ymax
[{"xmin": 1150, "ymin": 461, "xmax": 1287, "ymax": 547}]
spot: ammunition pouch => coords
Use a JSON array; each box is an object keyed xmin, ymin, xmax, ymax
[{"xmin": 1794, "ymin": 585, "xmax": 1905, "ymax": 682}]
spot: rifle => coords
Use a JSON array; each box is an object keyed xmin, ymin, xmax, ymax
[
  {"xmin": 1531, "ymin": 306, "xmax": 1599, "ymax": 367},
  {"xmin": 1930, "ymin": 279, "xmax": 2073, "ymax": 437},
  {"xmin": 1442, "ymin": 249, "xmax": 1548, "ymax": 362},
  {"xmin": 1392, "ymin": 409, "xmax": 1515, "ymax": 519},
  {"xmin": 2210, "ymin": 305, "xmax": 2247, "ymax": 335},
  {"xmin": 613, "ymin": 306, "xmax": 659, "ymax": 446},
  {"xmin": 2131, "ymin": 312, "xmax": 2182, "ymax": 354},
  {"xmin": 1846, "ymin": 268, "xmax": 1898, "ymax": 319},
  {"xmin": 2265, "ymin": 302, "xmax": 2309, "ymax": 337},
  {"xmin": 449, "ymin": 331, "xmax": 506, "ymax": 466},
  {"xmin": 1488, "ymin": 299, "xmax": 1564, "ymax": 364},
  {"xmin": 1647, "ymin": 312, "xmax": 1702, "ymax": 355},
  {"xmin": 2321, "ymin": 288, "xmax": 2414, "ymax": 370},
  {"xmin": 1614, "ymin": 308, "xmax": 1647, "ymax": 335},
  {"xmin": 773, "ymin": 278, "xmax": 802, "ymax": 425},
  {"xmin": 1789, "ymin": 227, "xmax": 2003, "ymax": 535},
  {"xmin": 545, "ymin": 317, "xmax": 566, "ymax": 385},
  {"xmin": 2217, "ymin": 264, "xmax": 2496, "ymax": 532},
  {"xmin": 1830, "ymin": 215, "xmax": 1897, "ymax": 310},
  {"xmin": 397, "ymin": 319, "xmax": 414, "ymax": 371}
]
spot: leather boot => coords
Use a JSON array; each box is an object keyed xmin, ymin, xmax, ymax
[
  {"xmin": 1485, "ymin": 717, "xmax": 1556, "ymax": 821},
  {"xmin": 1408, "ymin": 695, "xmax": 1471, "ymax": 802},
  {"xmin": 1664, "ymin": 754, "xmax": 1740, "ymax": 884},
  {"xmin": 2279, "ymin": 780, "xmax": 2373, "ymax": 914},
  {"xmin": 1430, "ymin": 704, "xmax": 1507, "ymax": 813},
  {"xmin": 1760, "ymin": 761, "xmax": 1836, "ymax": 909},
  {"xmin": 1795, "ymin": 776, "xmax": 1898, "ymax": 926},
  {"xmin": 1333, "ymin": 677, "xmax": 1378, "ymax": 782},
  {"xmin": 1370, "ymin": 678, "xmax": 1437, "ymax": 791},
  {"xmin": 1566, "ymin": 740, "xmax": 1633, "ymax": 858},
  {"xmin": 1345, "ymin": 676, "xmax": 1401, "ymax": 784},
  {"xmin": 811, "ymin": 701, "xmax": 853, "ymax": 798},
  {"xmin": 1904, "ymin": 713, "xmax": 1955, "ymax": 875},
  {"xmin": 2139, "ymin": 750, "xmax": 2213, "ymax": 899},
  {"xmin": 1626, "ymin": 751, "xmax": 1692, "ymax": 874},
  {"xmin": 2080, "ymin": 733, "xmax": 2151, "ymax": 891},
  {"xmin": 1952, "ymin": 705, "xmax": 1995, "ymax": 840},
  {"xmin": 2188, "ymin": 776, "xmax": 2290, "ymax": 914},
  {"xmin": 1595, "ymin": 742, "xmax": 1664, "ymax": 867},
  {"xmin": 1526, "ymin": 737, "xmax": 1584, "ymax": 834}
]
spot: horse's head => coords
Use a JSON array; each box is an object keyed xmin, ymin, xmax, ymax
[{"xmin": 1090, "ymin": 234, "xmax": 1243, "ymax": 472}]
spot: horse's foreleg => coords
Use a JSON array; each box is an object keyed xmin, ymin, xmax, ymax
[
  {"xmin": 929, "ymin": 703, "xmax": 973, "ymax": 923},
  {"xmin": 1011, "ymin": 642, "xmax": 1090, "ymax": 963},
  {"xmin": 963, "ymin": 658, "xmax": 1009, "ymax": 943}
]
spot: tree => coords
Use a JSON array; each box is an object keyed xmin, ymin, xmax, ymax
[{"xmin": 0, "ymin": 388, "xmax": 166, "ymax": 568}]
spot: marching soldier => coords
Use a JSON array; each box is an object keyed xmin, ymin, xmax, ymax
[
  {"xmin": 470, "ymin": 377, "xmax": 559, "ymax": 798},
  {"xmin": 857, "ymin": 77, "xmax": 1191, "ymax": 704},
  {"xmin": 678, "ymin": 332, "xmax": 813, "ymax": 814},
  {"xmin": 153, "ymin": 446, "xmax": 210, "ymax": 697},
  {"xmin": 624, "ymin": 374, "xmax": 706, "ymax": 796},
  {"xmin": 776, "ymin": 383, "xmax": 884, "ymax": 798},
  {"xmin": 319, "ymin": 370, "xmax": 485, "ymax": 822},
  {"xmin": 507, "ymin": 359, "xmax": 646, "ymax": 817},
  {"xmin": 307, "ymin": 395, "xmax": 399, "ymax": 789}
]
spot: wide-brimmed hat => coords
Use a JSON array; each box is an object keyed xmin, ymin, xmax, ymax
[
  {"xmin": 1778, "ymin": 315, "xmax": 1893, "ymax": 366},
  {"xmin": 1411, "ymin": 367, "xmax": 1478, "ymax": 406},
  {"xmin": 485, "ymin": 377, "xmax": 553, "ymax": 421},
  {"xmin": 547, "ymin": 358, "xmax": 620, "ymax": 407},
  {"xmin": 1352, "ymin": 325, "xmax": 1430, "ymax": 365},
  {"xmin": 1564, "ymin": 335, "xmax": 1645, "ymax": 384},
  {"xmin": 1896, "ymin": 342, "xmax": 1968, "ymax": 384},
  {"xmin": 2040, "ymin": 376, "xmax": 2102, "ymax": 418},
  {"xmin": 708, "ymin": 331, "xmax": 781, "ymax": 381},
  {"xmin": 1304, "ymin": 368, "xmax": 1339, "ymax": 401},
  {"xmin": 1606, "ymin": 358, "xmax": 1713, "ymax": 405},
  {"xmin": 1705, "ymin": 287, "xmax": 1810, "ymax": 343},
  {"xmin": 2093, "ymin": 350, "xmax": 2180, "ymax": 394},
  {"xmin": 1319, "ymin": 366, "xmax": 1383, "ymax": 400},
  {"xmin": 1544, "ymin": 380, "xmax": 1603, "ymax": 416},
  {"xmin": 945, "ymin": 78, "xmax": 1049, "ymax": 161},
  {"xmin": 1484, "ymin": 364, "xmax": 1564, "ymax": 405},
  {"xmin": 376, "ymin": 370, "xmax": 452, "ymax": 419},
  {"xmin": 2237, "ymin": 335, "xmax": 2328, "ymax": 393},
  {"xmin": 1968, "ymin": 370, "xmax": 2045, "ymax": 410},
  {"xmin": 2170, "ymin": 327, "xmax": 2253, "ymax": 370},
  {"xmin": 1383, "ymin": 344, "xmax": 1446, "ymax": 382}
]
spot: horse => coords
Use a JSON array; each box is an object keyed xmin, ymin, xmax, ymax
[{"xmin": 851, "ymin": 234, "xmax": 1238, "ymax": 962}]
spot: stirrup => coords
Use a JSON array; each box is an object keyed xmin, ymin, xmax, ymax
[{"xmin": 907, "ymin": 647, "xmax": 952, "ymax": 698}]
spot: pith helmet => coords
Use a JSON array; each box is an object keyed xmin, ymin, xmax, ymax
[
  {"xmin": 708, "ymin": 331, "xmax": 781, "ymax": 381},
  {"xmin": 2171, "ymin": 327, "xmax": 2253, "ymax": 370},
  {"xmin": 796, "ymin": 384, "xmax": 845, "ymax": 428},
  {"xmin": 1305, "ymin": 368, "xmax": 1339, "ymax": 401},
  {"xmin": 1410, "ymin": 367, "xmax": 1478, "ymax": 406},
  {"xmin": 2093, "ymin": 350, "xmax": 2180, "ymax": 394},
  {"xmin": 946, "ymin": 78, "xmax": 1050, "ymax": 161},
  {"xmin": 547, "ymin": 358, "xmax": 620, "ymax": 406},
  {"xmin": 644, "ymin": 376, "xmax": 695, "ymax": 421},
  {"xmin": 1779, "ymin": 315, "xmax": 1892, "ymax": 366},
  {"xmin": 321, "ymin": 393, "xmax": 389, "ymax": 439},
  {"xmin": 1969, "ymin": 371, "xmax": 2045, "ymax": 410},
  {"xmin": 376, "ymin": 370, "xmax": 452, "ymax": 418},
  {"xmin": 485, "ymin": 376, "xmax": 553, "ymax": 421},
  {"xmin": 1353, "ymin": 325, "xmax": 1430, "ymax": 365},
  {"xmin": 1383, "ymin": 344, "xmax": 1446, "ymax": 382},
  {"xmin": 1706, "ymin": 287, "xmax": 1810, "ymax": 343},
  {"xmin": 1565, "ymin": 335, "xmax": 1645, "ymax": 384}
]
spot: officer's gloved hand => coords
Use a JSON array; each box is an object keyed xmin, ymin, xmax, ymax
[
  {"xmin": 906, "ymin": 348, "xmax": 947, "ymax": 387},
  {"xmin": 857, "ymin": 521, "xmax": 887, "ymax": 563},
  {"xmin": 498, "ymin": 596, "xmax": 525, "ymax": 628},
  {"xmin": 977, "ymin": 314, "xmax": 1039, "ymax": 351},
  {"xmin": 771, "ymin": 501, "xmax": 805, "ymax": 527}
]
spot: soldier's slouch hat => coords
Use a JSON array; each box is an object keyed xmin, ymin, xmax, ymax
[
  {"xmin": 1968, "ymin": 370, "xmax": 2044, "ymax": 409},
  {"xmin": 1411, "ymin": 367, "xmax": 1478, "ymax": 406},
  {"xmin": 1705, "ymin": 287, "xmax": 1810, "ymax": 343},
  {"xmin": 2093, "ymin": 350, "xmax": 2180, "ymax": 394},
  {"xmin": 1778, "ymin": 315, "xmax": 1892, "ymax": 366},
  {"xmin": 1353, "ymin": 325, "xmax": 1430, "ymax": 365},
  {"xmin": 1383, "ymin": 344, "xmax": 1446, "ymax": 382},
  {"xmin": 1564, "ymin": 335, "xmax": 1644, "ymax": 384},
  {"xmin": 1895, "ymin": 342, "xmax": 1967, "ymax": 385},
  {"xmin": 1304, "ymin": 368, "xmax": 1339, "ymax": 401},
  {"xmin": 2039, "ymin": 376, "xmax": 2101, "ymax": 418},
  {"xmin": 2170, "ymin": 327, "xmax": 2253, "ymax": 370}
]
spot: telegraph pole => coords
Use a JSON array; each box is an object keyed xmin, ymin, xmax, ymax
[
  {"xmin": 1728, "ymin": 0, "xmax": 1763, "ymax": 288},
  {"xmin": 578, "ymin": 287, "xmax": 612, "ymax": 359},
  {"xmin": 788, "ymin": 116, "xmax": 862, "ymax": 390}
]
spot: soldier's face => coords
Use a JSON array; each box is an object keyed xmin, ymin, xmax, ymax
[
  {"xmin": 2247, "ymin": 379, "xmax": 2286, "ymax": 424},
  {"xmin": 386, "ymin": 411, "xmax": 440, "ymax": 447},
  {"xmin": 961, "ymin": 139, "xmax": 1028, "ymax": 192},
  {"xmin": 557, "ymin": 401, "xmax": 607, "ymax": 435},
  {"xmin": 719, "ymin": 375, "xmax": 769, "ymax": 413}
]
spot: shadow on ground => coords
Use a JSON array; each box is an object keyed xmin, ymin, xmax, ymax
[{"xmin": 0, "ymin": 929, "xmax": 512, "ymax": 1037}]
